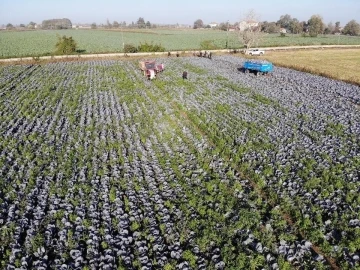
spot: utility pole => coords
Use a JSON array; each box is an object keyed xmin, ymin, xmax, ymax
[
  {"xmin": 121, "ymin": 25, "xmax": 124, "ymax": 51},
  {"xmin": 226, "ymin": 20, "xmax": 229, "ymax": 49}
]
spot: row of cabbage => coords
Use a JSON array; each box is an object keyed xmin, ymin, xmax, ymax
[
  {"xmin": 151, "ymin": 56, "xmax": 360, "ymax": 268},
  {"xmin": 0, "ymin": 57, "xmax": 358, "ymax": 269}
]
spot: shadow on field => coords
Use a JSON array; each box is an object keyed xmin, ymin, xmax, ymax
[{"xmin": 76, "ymin": 49, "xmax": 86, "ymax": 54}]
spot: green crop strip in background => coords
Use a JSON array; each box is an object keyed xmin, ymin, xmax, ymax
[{"xmin": 1, "ymin": 29, "xmax": 360, "ymax": 58}]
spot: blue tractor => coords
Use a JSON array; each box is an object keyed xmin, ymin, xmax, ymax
[{"xmin": 243, "ymin": 60, "xmax": 273, "ymax": 76}]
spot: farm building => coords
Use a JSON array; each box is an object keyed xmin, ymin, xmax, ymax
[
  {"xmin": 239, "ymin": 20, "xmax": 259, "ymax": 31},
  {"xmin": 208, "ymin": 22, "xmax": 218, "ymax": 28}
]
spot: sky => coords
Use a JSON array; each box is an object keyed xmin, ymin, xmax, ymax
[{"xmin": 0, "ymin": 0, "xmax": 359, "ymax": 26}]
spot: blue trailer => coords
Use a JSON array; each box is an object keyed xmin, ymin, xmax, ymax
[{"xmin": 243, "ymin": 60, "xmax": 273, "ymax": 75}]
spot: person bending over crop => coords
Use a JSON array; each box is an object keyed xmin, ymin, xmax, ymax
[{"xmin": 182, "ymin": 71, "xmax": 188, "ymax": 80}]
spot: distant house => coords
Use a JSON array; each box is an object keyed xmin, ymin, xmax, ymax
[
  {"xmin": 176, "ymin": 24, "xmax": 191, "ymax": 28},
  {"xmin": 280, "ymin": 28, "xmax": 287, "ymax": 34},
  {"xmin": 228, "ymin": 27, "xmax": 236, "ymax": 32},
  {"xmin": 209, "ymin": 22, "xmax": 218, "ymax": 28},
  {"xmin": 239, "ymin": 20, "xmax": 259, "ymax": 31},
  {"xmin": 73, "ymin": 24, "xmax": 91, "ymax": 29}
]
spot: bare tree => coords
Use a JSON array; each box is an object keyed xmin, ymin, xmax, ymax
[{"xmin": 237, "ymin": 10, "xmax": 263, "ymax": 51}]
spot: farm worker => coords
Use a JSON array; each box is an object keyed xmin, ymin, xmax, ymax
[
  {"xmin": 149, "ymin": 70, "xmax": 156, "ymax": 80},
  {"xmin": 209, "ymin": 52, "xmax": 212, "ymax": 59},
  {"xmin": 182, "ymin": 71, "xmax": 188, "ymax": 80},
  {"xmin": 168, "ymin": 51, "xmax": 171, "ymax": 57}
]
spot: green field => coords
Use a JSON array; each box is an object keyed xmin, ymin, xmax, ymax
[{"xmin": 1, "ymin": 29, "xmax": 360, "ymax": 58}]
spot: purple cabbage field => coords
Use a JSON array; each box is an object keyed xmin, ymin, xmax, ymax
[{"xmin": 0, "ymin": 56, "xmax": 359, "ymax": 269}]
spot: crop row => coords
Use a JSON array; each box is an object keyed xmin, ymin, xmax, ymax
[
  {"xmin": 0, "ymin": 57, "xmax": 359, "ymax": 269},
  {"xmin": 1, "ymin": 30, "xmax": 360, "ymax": 58},
  {"xmin": 152, "ymin": 56, "xmax": 360, "ymax": 268}
]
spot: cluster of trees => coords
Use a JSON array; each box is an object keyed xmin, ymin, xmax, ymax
[
  {"xmin": 5, "ymin": 21, "xmax": 36, "ymax": 30},
  {"xmin": 234, "ymin": 10, "xmax": 360, "ymax": 50},
  {"xmin": 42, "ymin": 18, "xmax": 72, "ymax": 29},
  {"xmin": 193, "ymin": 19, "xmax": 232, "ymax": 30},
  {"xmin": 193, "ymin": 19, "xmax": 204, "ymax": 29},
  {"xmin": 262, "ymin": 14, "xmax": 304, "ymax": 34},
  {"xmin": 193, "ymin": 14, "xmax": 360, "ymax": 37},
  {"xmin": 4, "ymin": 13, "xmax": 359, "ymax": 36},
  {"xmin": 5, "ymin": 23, "xmax": 14, "ymax": 30},
  {"xmin": 271, "ymin": 14, "xmax": 342, "ymax": 37},
  {"xmin": 91, "ymin": 17, "xmax": 153, "ymax": 29},
  {"xmin": 135, "ymin": 17, "xmax": 152, "ymax": 28},
  {"xmin": 274, "ymin": 14, "xmax": 360, "ymax": 36},
  {"xmin": 275, "ymin": 15, "xmax": 360, "ymax": 36},
  {"xmin": 342, "ymin": 20, "xmax": 360, "ymax": 36},
  {"xmin": 5, "ymin": 16, "xmax": 156, "ymax": 31}
]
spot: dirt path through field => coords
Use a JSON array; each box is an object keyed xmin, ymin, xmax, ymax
[{"xmin": 1, "ymin": 44, "xmax": 360, "ymax": 64}]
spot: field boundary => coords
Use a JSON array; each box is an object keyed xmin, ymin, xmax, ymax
[{"xmin": 1, "ymin": 45, "xmax": 360, "ymax": 64}]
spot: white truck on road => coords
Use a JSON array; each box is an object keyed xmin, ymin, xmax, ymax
[{"xmin": 247, "ymin": 49, "xmax": 265, "ymax": 56}]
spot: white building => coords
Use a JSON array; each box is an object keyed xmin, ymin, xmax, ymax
[
  {"xmin": 238, "ymin": 20, "xmax": 259, "ymax": 31},
  {"xmin": 208, "ymin": 22, "xmax": 218, "ymax": 28}
]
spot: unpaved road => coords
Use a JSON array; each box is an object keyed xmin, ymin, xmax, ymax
[{"xmin": 1, "ymin": 44, "xmax": 360, "ymax": 63}]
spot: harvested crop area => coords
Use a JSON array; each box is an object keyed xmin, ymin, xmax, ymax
[
  {"xmin": 262, "ymin": 48, "xmax": 360, "ymax": 86},
  {"xmin": 0, "ymin": 56, "xmax": 359, "ymax": 269}
]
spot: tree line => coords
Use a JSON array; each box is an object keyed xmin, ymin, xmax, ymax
[
  {"xmin": 4, "ymin": 14, "xmax": 359, "ymax": 36},
  {"xmin": 193, "ymin": 14, "xmax": 360, "ymax": 36},
  {"xmin": 4, "ymin": 17, "xmax": 156, "ymax": 31},
  {"xmin": 91, "ymin": 17, "xmax": 155, "ymax": 29}
]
